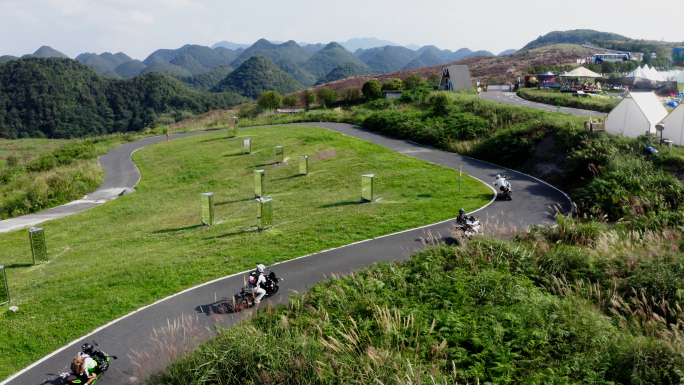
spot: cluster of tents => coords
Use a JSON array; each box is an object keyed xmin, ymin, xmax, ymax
[
  {"xmin": 615, "ymin": 64, "xmax": 684, "ymax": 89},
  {"xmin": 604, "ymin": 91, "xmax": 684, "ymax": 146}
]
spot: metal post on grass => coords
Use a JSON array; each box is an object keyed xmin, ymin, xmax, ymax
[
  {"xmin": 201, "ymin": 192, "xmax": 215, "ymax": 226},
  {"xmin": 0, "ymin": 265, "xmax": 9, "ymax": 306},
  {"xmin": 299, "ymin": 155, "xmax": 308, "ymax": 175},
  {"xmin": 29, "ymin": 227, "xmax": 47, "ymax": 265},
  {"xmin": 361, "ymin": 174, "xmax": 374, "ymax": 202},
  {"xmin": 459, "ymin": 166, "xmax": 462, "ymax": 194},
  {"xmin": 256, "ymin": 197, "xmax": 273, "ymax": 230},
  {"xmin": 243, "ymin": 138, "xmax": 251, "ymax": 154},
  {"xmin": 254, "ymin": 170, "xmax": 265, "ymax": 198},
  {"xmin": 228, "ymin": 116, "xmax": 238, "ymax": 137},
  {"xmin": 274, "ymin": 146, "xmax": 284, "ymax": 164}
]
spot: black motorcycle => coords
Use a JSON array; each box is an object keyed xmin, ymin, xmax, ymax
[
  {"xmin": 60, "ymin": 341, "xmax": 117, "ymax": 384},
  {"xmin": 232, "ymin": 269, "xmax": 284, "ymax": 311}
]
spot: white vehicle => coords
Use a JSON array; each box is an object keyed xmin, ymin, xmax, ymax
[
  {"xmin": 454, "ymin": 216, "xmax": 482, "ymax": 239},
  {"xmin": 493, "ymin": 174, "xmax": 513, "ymax": 200}
]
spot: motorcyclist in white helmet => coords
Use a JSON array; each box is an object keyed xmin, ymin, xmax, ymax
[
  {"xmin": 493, "ymin": 174, "xmax": 508, "ymax": 191},
  {"xmin": 249, "ymin": 264, "xmax": 267, "ymax": 304}
]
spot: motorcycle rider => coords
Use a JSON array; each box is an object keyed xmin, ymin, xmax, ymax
[
  {"xmin": 493, "ymin": 174, "xmax": 507, "ymax": 191},
  {"xmin": 249, "ymin": 264, "xmax": 267, "ymax": 304},
  {"xmin": 75, "ymin": 343, "xmax": 99, "ymax": 385},
  {"xmin": 456, "ymin": 208, "xmax": 468, "ymax": 225}
]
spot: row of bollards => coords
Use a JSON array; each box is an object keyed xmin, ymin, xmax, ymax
[{"xmin": 201, "ymin": 139, "xmax": 375, "ymax": 231}]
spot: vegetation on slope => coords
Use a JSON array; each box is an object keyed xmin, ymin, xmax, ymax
[
  {"xmin": 517, "ymin": 88, "xmax": 619, "ymax": 113},
  {"xmin": 521, "ymin": 29, "xmax": 629, "ymax": 51},
  {"xmin": 154, "ymin": 220, "xmax": 684, "ymax": 384},
  {"xmin": 316, "ymin": 63, "xmax": 372, "ymax": 85},
  {"xmin": 230, "ymin": 39, "xmax": 311, "ymax": 68},
  {"xmin": 0, "ymin": 57, "xmax": 248, "ymax": 139},
  {"xmin": 302, "ymin": 42, "xmax": 372, "ymax": 78},
  {"xmin": 212, "ymin": 55, "xmax": 303, "ymax": 98},
  {"xmin": 178, "ymin": 65, "xmax": 234, "ymax": 91}
]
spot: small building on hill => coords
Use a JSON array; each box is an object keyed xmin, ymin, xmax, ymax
[
  {"xmin": 438, "ymin": 65, "xmax": 473, "ymax": 91},
  {"xmin": 604, "ymin": 92, "xmax": 668, "ymax": 138}
]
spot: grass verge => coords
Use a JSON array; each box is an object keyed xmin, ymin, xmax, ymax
[
  {"xmin": 0, "ymin": 125, "xmax": 491, "ymax": 379},
  {"xmin": 517, "ymin": 88, "xmax": 619, "ymax": 113},
  {"xmin": 150, "ymin": 220, "xmax": 684, "ymax": 384}
]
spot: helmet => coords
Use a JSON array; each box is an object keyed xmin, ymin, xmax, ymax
[
  {"xmin": 459, "ymin": 208, "xmax": 465, "ymax": 215},
  {"xmin": 81, "ymin": 343, "xmax": 94, "ymax": 355},
  {"xmin": 256, "ymin": 264, "xmax": 265, "ymax": 273},
  {"xmin": 495, "ymin": 174, "xmax": 500, "ymax": 179}
]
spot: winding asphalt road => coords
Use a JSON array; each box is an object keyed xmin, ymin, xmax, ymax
[
  {"xmin": 479, "ymin": 91, "xmax": 607, "ymax": 118},
  {"xmin": 2, "ymin": 122, "xmax": 571, "ymax": 385}
]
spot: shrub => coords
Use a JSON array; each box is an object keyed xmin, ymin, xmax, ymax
[{"xmin": 361, "ymin": 80, "xmax": 382, "ymax": 100}]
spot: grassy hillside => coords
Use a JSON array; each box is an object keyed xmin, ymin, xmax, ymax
[
  {"xmin": 302, "ymin": 42, "xmax": 371, "ymax": 78},
  {"xmin": 0, "ymin": 57, "xmax": 248, "ymax": 139},
  {"xmin": 274, "ymin": 58, "xmax": 318, "ymax": 87},
  {"xmin": 212, "ymin": 55, "xmax": 303, "ymax": 98},
  {"xmin": 0, "ymin": 125, "xmax": 491, "ymax": 379},
  {"xmin": 316, "ymin": 63, "xmax": 372, "ymax": 85},
  {"xmin": 403, "ymin": 49, "xmax": 446, "ymax": 70},
  {"xmin": 143, "ymin": 44, "xmax": 230, "ymax": 69},
  {"xmin": 364, "ymin": 46, "xmax": 415, "ymax": 73},
  {"xmin": 114, "ymin": 60, "xmax": 147, "ymax": 78},
  {"xmin": 230, "ymin": 39, "xmax": 311, "ymax": 68},
  {"xmin": 178, "ymin": 65, "xmax": 234, "ymax": 91},
  {"xmin": 521, "ymin": 29, "xmax": 629, "ymax": 51}
]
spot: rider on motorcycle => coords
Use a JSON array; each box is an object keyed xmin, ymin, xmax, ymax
[
  {"xmin": 456, "ymin": 208, "xmax": 468, "ymax": 225},
  {"xmin": 75, "ymin": 343, "xmax": 100, "ymax": 385},
  {"xmin": 249, "ymin": 264, "xmax": 267, "ymax": 304},
  {"xmin": 493, "ymin": 174, "xmax": 506, "ymax": 191}
]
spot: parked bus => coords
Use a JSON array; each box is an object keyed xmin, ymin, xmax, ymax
[{"xmin": 593, "ymin": 53, "xmax": 632, "ymax": 63}]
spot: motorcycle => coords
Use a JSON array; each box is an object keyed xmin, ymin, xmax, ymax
[
  {"xmin": 60, "ymin": 341, "xmax": 117, "ymax": 384},
  {"xmin": 498, "ymin": 175, "xmax": 513, "ymax": 201},
  {"xmin": 454, "ymin": 216, "xmax": 482, "ymax": 240},
  {"xmin": 232, "ymin": 268, "xmax": 284, "ymax": 311}
]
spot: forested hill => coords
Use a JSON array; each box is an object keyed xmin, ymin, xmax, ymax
[
  {"xmin": 521, "ymin": 29, "xmax": 628, "ymax": 51},
  {"xmin": 0, "ymin": 57, "xmax": 248, "ymax": 139}
]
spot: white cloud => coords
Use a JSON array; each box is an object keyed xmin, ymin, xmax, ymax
[{"xmin": 128, "ymin": 10, "xmax": 154, "ymax": 26}]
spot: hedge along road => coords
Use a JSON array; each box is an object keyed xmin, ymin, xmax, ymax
[
  {"xmin": 479, "ymin": 91, "xmax": 608, "ymax": 118},
  {"xmin": 2, "ymin": 122, "xmax": 571, "ymax": 385}
]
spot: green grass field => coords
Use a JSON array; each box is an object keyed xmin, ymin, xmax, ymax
[
  {"xmin": 0, "ymin": 138, "xmax": 75, "ymax": 168},
  {"xmin": 0, "ymin": 125, "xmax": 491, "ymax": 379}
]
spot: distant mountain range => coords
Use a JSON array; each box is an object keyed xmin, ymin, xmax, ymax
[{"xmin": 0, "ymin": 40, "xmax": 511, "ymax": 98}]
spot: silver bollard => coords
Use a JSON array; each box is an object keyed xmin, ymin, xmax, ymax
[
  {"xmin": 299, "ymin": 155, "xmax": 308, "ymax": 175},
  {"xmin": 228, "ymin": 116, "xmax": 238, "ymax": 137},
  {"xmin": 243, "ymin": 138, "xmax": 251, "ymax": 154},
  {"xmin": 361, "ymin": 174, "xmax": 375, "ymax": 202},
  {"xmin": 29, "ymin": 227, "xmax": 47, "ymax": 265},
  {"xmin": 274, "ymin": 146, "xmax": 284, "ymax": 163},
  {"xmin": 254, "ymin": 170, "xmax": 265, "ymax": 198},
  {"xmin": 256, "ymin": 197, "xmax": 273, "ymax": 230},
  {"xmin": 0, "ymin": 265, "xmax": 9, "ymax": 306},
  {"xmin": 201, "ymin": 192, "xmax": 215, "ymax": 226}
]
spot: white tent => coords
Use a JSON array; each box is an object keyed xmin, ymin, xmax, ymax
[
  {"xmin": 660, "ymin": 103, "xmax": 684, "ymax": 146},
  {"xmin": 677, "ymin": 71, "xmax": 684, "ymax": 84},
  {"xmin": 604, "ymin": 92, "xmax": 669, "ymax": 138}
]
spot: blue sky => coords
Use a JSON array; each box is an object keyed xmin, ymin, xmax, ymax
[{"xmin": 1, "ymin": 0, "xmax": 682, "ymax": 60}]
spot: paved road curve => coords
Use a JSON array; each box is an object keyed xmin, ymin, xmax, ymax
[
  {"xmin": 479, "ymin": 91, "xmax": 607, "ymax": 118},
  {"xmin": 3, "ymin": 123, "xmax": 571, "ymax": 385}
]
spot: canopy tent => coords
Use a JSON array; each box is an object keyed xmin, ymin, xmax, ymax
[
  {"xmin": 660, "ymin": 103, "xmax": 684, "ymax": 146},
  {"xmin": 619, "ymin": 65, "xmax": 672, "ymax": 89},
  {"xmin": 604, "ymin": 92, "xmax": 668, "ymax": 138},
  {"xmin": 560, "ymin": 67, "xmax": 603, "ymax": 78}
]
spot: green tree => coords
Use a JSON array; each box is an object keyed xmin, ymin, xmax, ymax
[
  {"xmin": 427, "ymin": 73, "xmax": 441, "ymax": 87},
  {"xmin": 257, "ymin": 91, "xmax": 282, "ymax": 110},
  {"xmin": 341, "ymin": 87, "xmax": 361, "ymax": 104},
  {"xmin": 382, "ymin": 78, "xmax": 403, "ymax": 91},
  {"xmin": 317, "ymin": 87, "xmax": 339, "ymax": 107},
  {"xmin": 282, "ymin": 94, "xmax": 299, "ymax": 111},
  {"xmin": 362, "ymin": 80, "xmax": 382, "ymax": 100},
  {"xmin": 300, "ymin": 89, "xmax": 316, "ymax": 110},
  {"xmin": 403, "ymin": 74, "xmax": 423, "ymax": 90}
]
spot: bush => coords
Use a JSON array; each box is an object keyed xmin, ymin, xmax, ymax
[{"xmin": 361, "ymin": 80, "xmax": 382, "ymax": 100}]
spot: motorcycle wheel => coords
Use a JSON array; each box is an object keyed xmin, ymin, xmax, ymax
[{"xmin": 231, "ymin": 294, "xmax": 251, "ymax": 312}]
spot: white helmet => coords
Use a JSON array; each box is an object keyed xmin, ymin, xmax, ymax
[
  {"xmin": 495, "ymin": 174, "xmax": 500, "ymax": 179},
  {"xmin": 256, "ymin": 264, "xmax": 265, "ymax": 273}
]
